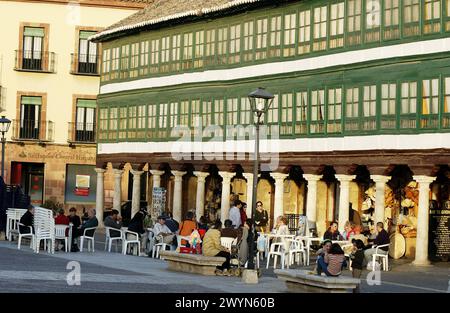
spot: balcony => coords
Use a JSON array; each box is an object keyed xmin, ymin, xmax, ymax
[
  {"xmin": 11, "ymin": 119, "xmax": 54, "ymax": 142},
  {"xmin": 70, "ymin": 53, "xmax": 100, "ymax": 76},
  {"xmin": 0, "ymin": 86, "xmax": 5, "ymax": 112},
  {"xmin": 14, "ymin": 50, "xmax": 56, "ymax": 73},
  {"xmin": 67, "ymin": 122, "xmax": 96, "ymax": 144}
]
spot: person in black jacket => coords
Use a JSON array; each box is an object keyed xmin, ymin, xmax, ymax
[
  {"xmin": 254, "ymin": 201, "xmax": 268, "ymax": 233},
  {"xmin": 323, "ymin": 221, "xmax": 344, "ymax": 240},
  {"xmin": 364, "ymin": 222, "xmax": 390, "ymax": 264},
  {"xmin": 350, "ymin": 239, "xmax": 365, "ymax": 293},
  {"xmin": 127, "ymin": 209, "xmax": 148, "ymax": 255},
  {"xmin": 19, "ymin": 205, "xmax": 34, "ymax": 234}
]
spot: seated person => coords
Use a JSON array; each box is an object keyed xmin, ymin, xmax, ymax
[
  {"xmin": 342, "ymin": 221, "xmax": 355, "ymax": 240},
  {"xmin": 153, "ymin": 215, "xmax": 175, "ymax": 245},
  {"xmin": 68, "ymin": 207, "xmax": 81, "ymax": 229},
  {"xmin": 19, "ymin": 205, "xmax": 35, "ymax": 234},
  {"xmin": 71, "ymin": 208, "xmax": 98, "ymax": 251},
  {"xmin": 54, "ymin": 208, "xmax": 70, "ymax": 251},
  {"xmin": 127, "ymin": 209, "xmax": 149, "ymax": 255},
  {"xmin": 179, "ymin": 211, "xmax": 197, "ymax": 246},
  {"xmin": 364, "ymin": 222, "xmax": 390, "ymax": 264},
  {"xmin": 202, "ymin": 220, "xmax": 231, "ymax": 275},
  {"xmin": 197, "ymin": 216, "xmax": 209, "ymax": 239},
  {"xmin": 349, "ymin": 224, "xmax": 368, "ymax": 246},
  {"xmin": 104, "ymin": 209, "xmax": 122, "ymax": 238},
  {"xmin": 164, "ymin": 212, "xmax": 179, "ymax": 233},
  {"xmin": 220, "ymin": 219, "xmax": 242, "ymax": 242},
  {"xmin": 323, "ymin": 221, "xmax": 344, "ymax": 241},
  {"xmin": 317, "ymin": 243, "xmax": 347, "ymax": 276}
]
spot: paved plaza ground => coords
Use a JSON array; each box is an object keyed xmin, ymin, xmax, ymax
[{"xmin": 0, "ymin": 232, "xmax": 449, "ymax": 293}]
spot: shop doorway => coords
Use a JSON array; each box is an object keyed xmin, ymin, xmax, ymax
[{"xmin": 11, "ymin": 162, "xmax": 45, "ymax": 206}]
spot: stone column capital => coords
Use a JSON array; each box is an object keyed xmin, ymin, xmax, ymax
[
  {"xmin": 335, "ymin": 174, "xmax": 356, "ymax": 183},
  {"xmin": 130, "ymin": 169, "xmax": 144, "ymax": 177},
  {"xmin": 242, "ymin": 173, "xmax": 254, "ymax": 181},
  {"xmin": 113, "ymin": 169, "xmax": 124, "ymax": 177},
  {"xmin": 370, "ymin": 175, "xmax": 391, "ymax": 183},
  {"xmin": 218, "ymin": 171, "xmax": 234, "ymax": 182},
  {"xmin": 303, "ymin": 174, "xmax": 323, "ymax": 182},
  {"xmin": 413, "ymin": 175, "xmax": 436, "ymax": 185},
  {"xmin": 193, "ymin": 171, "xmax": 210, "ymax": 181},
  {"xmin": 94, "ymin": 168, "xmax": 106, "ymax": 175},
  {"xmin": 270, "ymin": 172, "xmax": 289, "ymax": 182},
  {"xmin": 172, "ymin": 171, "xmax": 187, "ymax": 182},
  {"xmin": 150, "ymin": 170, "xmax": 165, "ymax": 176}
]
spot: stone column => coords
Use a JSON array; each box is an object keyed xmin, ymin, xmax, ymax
[
  {"xmin": 335, "ymin": 174, "xmax": 356, "ymax": 232},
  {"xmin": 94, "ymin": 168, "xmax": 106, "ymax": 227},
  {"xmin": 303, "ymin": 174, "xmax": 323, "ymax": 223},
  {"xmin": 327, "ymin": 182, "xmax": 335, "ymax": 222},
  {"xmin": 113, "ymin": 169, "xmax": 124, "ymax": 215},
  {"xmin": 243, "ymin": 173, "xmax": 254, "ymax": 217},
  {"xmin": 370, "ymin": 175, "xmax": 391, "ymax": 226},
  {"xmin": 150, "ymin": 170, "xmax": 164, "ymax": 188},
  {"xmin": 171, "ymin": 171, "xmax": 186, "ymax": 222},
  {"xmin": 270, "ymin": 173, "xmax": 288, "ymax": 220},
  {"xmin": 219, "ymin": 171, "xmax": 234, "ymax": 222},
  {"xmin": 130, "ymin": 169, "xmax": 144, "ymax": 218},
  {"xmin": 412, "ymin": 175, "xmax": 435, "ymax": 266},
  {"xmin": 193, "ymin": 171, "xmax": 209, "ymax": 219}
]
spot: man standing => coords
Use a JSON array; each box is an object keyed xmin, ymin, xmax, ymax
[
  {"xmin": 104, "ymin": 209, "xmax": 122, "ymax": 238},
  {"xmin": 364, "ymin": 222, "xmax": 390, "ymax": 264},
  {"xmin": 229, "ymin": 200, "xmax": 242, "ymax": 229}
]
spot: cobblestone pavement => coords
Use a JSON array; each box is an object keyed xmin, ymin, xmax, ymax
[{"xmin": 0, "ymin": 235, "xmax": 448, "ymax": 293}]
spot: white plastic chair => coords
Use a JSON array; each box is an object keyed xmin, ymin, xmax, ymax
[
  {"xmin": 17, "ymin": 223, "xmax": 34, "ymax": 250},
  {"xmin": 177, "ymin": 235, "xmax": 191, "ymax": 249},
  {"xmin": 79, "ymin": 227, "xmax": 97, "ymax": 252},
  {"xmin": 372, "ymin": 244, "xmax": 390, "ymax": 271},
  {"xmin": 105, "ymin": 227, "xmax": 123, "ymax": 252},
  {"xmin": 341, "ymin": 243, "xmax": 354, "ymax": 270},
  {"xmin": 266, "ymin": 242, "xmax": 289, "ymax": 269},
  {"xmin": 122, "ymin": 230, "xmax": 141, "ymax": 255},
  {"xmin": 288, "ymin": 239, "xmax": 306, "ymax": 267},
  {"xmin": 54, "ymin": 225, "xmax": 70, "ymax": 252},
  {"xmin": 220, "ymin": 237, "xmax": 237, "ymax": 250}
]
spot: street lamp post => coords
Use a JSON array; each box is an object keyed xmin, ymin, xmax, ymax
[
  {"xmin": 0, "ymin": 116, "xmax": 12, "ymax": 179},
  {"xmin": 247, "ymin": 88, "xmax": 274, "ymax": 271}
]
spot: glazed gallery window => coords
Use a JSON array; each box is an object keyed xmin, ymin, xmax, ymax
[
  {"xmin": 101, "ymin": 49, "xmax": 110, "ymax": 80},
  {"xmin": 179, "ymin": 100, "xmax": 189, "ymax": 128},
  {"xmin": 381, "ymin": 83, "xmax": 397, "ymax": 129},
  {"xmin": 130, "ymin": 42, "xmax": 139, "ymax": 78},
  {"xmin": 20, "ymin": 96, "xmax": 41, "ymax": 140},
  {"xmin": 383, "ymin": 0, "xmax": 400, "ymax": 40},
  {"xmin": 347, "ymin": 0, "xmax": 362, "ymax": 45},
  {"xmin": 127, "ymin": 105, "xmax": 137, "ymax": 139},
  {"xmin": 240, "ymin": 97, "xmax": 252, "ymax": 125},
  {"xmin": 136, "ymin": 105, "xmax": 146, "ymax": 138},
  {"xmin": 213, "ymin": 99, "xmax": 224, "ymax": 137},
  {"xmin": 108, "ymin": 107, "xmax": 117, "ymax": 140},
  {"xmin": 202, "ymin": 100, "xmax": 213, "ymax": 127},
  {"xmin": 310, "ymin": 89, "xmax": 325, "ymax": 134},
  {"xmin": 171, "ymin": 34, "xmax": 181, "ymax": 71},
  {"xmin": 256, "ymin": 18, "xmax": 268, "ymax": 60},
  {"xmin": 298, "ymin": 9, "xmax": 311, "ymax": 55},
  {"xmin": 194, "ymin": 30, "xmax": 204, "ymax": 68},
  {"xmin": 424, "ymin": 0, "xmax": 441, "ymax": 34},
  {"xmin": 75, "ymin": 99, "xmax": 96, "ymax": 142},
  {"xmin": 295, "ymin": 91, "xmax": 308, "ymax": 134},
  {"xmin": 421, "ymin": 78, "xmax": 439, "ymax": 129},
  {"xmin": 444, "ymin": 77, "xmax": 450, "ymax": 128},
  {"xmin": 227, "ymin": 98, "xmax": 239, "ymax": 127},
  {"xmin": 120, "ymin": 45, "xmax": 129, "ymax": 79},
  {"xmin": 169, "ymin": 102, "xmax": 179, "ymax": 134},
  {"xmin": 243, "ymin": 21, "xmax": 254, "ymax": 62},
  {"xmin": 267, "ymin": 94, "xmax": 279, "ymax": 136},
  {"xmin": 400, "ymin": 81, "xmax": 418, "ymax": 128},
  {"xmin": 327, "ymin": 87, "xmax": 342, "ymax": 133},
  {"xmin": 313, "ymin": 6, "xmax": 327, "ymax": 51},
  {"xmin": 22, "ymin": 27, "xmax": 44, "ymax": 70},
  {"xmin": 150, "ymin": 39, "xmax": 160, "ymax": 73},
  {"xmin": 283, "ymin": 13, "xmax": 296, "ymax": 57},
  {"xmin": 269, "ymin": 15, "xmax": 281, "ymax": 57},
  {"xmin": 98, "ymin": 108, "xmax": 108, "ymax": 140},
  {"xmin": 345, "ymin": 87, "xmax": 359, "ymax": 131},
  {"xmin": 329, "ymin": 2, "xmax": 344, "ymax": 49},
  {"xmin": 118, "ymin": 107, "xmax": 127, "ymax": 139},
  {"xmin": 147, "ymin": 104, "xmax": 158, "ymax": 138},
  {"xmin": 158, "ymin": 103, "xmax": 168, "ymax": 137},
  {"xmin": 217, "ymin": 27, "xmax": 228, "ymax": 64},
  {"xmin": 362, "ymin": 85, "xmax": 377, "ymax": 130},
  {"xmin": 365, "ymin": 0, "xmax": 381, "ymax": 42},
  {"xmin": 160, "ymin": 36, "xmax": 170, "ymax": 70},
  {"xmin": 229, "ymin": 24, "xmax": 241, "ymax": 64},
  {"xmin": 280, "ymin": 93, "xmax": 293, "ymax": 135},
  {"xmin": 140, "ymin": 41, "xmax": 149, "ymax": 75},
  {"xmin": 403, "ymin": 0, "xmax": 420, "ymax": 36},
  {"xmin": 205, "ymin": 30, "xmax": 216, "ymax": 65},
  {"xmin": 110, "ymin": 47, "xmax": 120, "ymax": 79}
]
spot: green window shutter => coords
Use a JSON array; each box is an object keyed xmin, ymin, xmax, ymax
[
  {"xmin": 77, "ymin": 99, "xmax": 97, "ymax": 108},
  {"xmin": 21, "ymin": 96, "xmax": 42, "ymax": 105},
  {"xmin": 24, "ymin": 27, "xmax": 44, "ymax": 37},
  {"xmin": 80, "ymin": 31, "xmax": 96, "ymax": 40}
]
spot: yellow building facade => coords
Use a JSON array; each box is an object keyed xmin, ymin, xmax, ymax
[{"xmin": 0, "ymin": 0, "xmax": 150, "ymax": 210}]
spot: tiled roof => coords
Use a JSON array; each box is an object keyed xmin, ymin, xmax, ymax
[{"xmin": 90, "ymin": 0, "xmax": 266, "ymax": 42}]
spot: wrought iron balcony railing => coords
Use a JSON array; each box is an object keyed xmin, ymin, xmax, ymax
[
  {"xmin": 14, "ymin": 50, "xmax": 56, "ymax": 73},
  {"xmin": 70, "ymin": 53, "xmax": 100, "ymax": 75},
  {"xmin": 67, "ymin": 122, "xmax": 96, "ymax": 143},
  {"xmin": 11, "ymin": 119, "xmax": 54, "ymax": 142}
]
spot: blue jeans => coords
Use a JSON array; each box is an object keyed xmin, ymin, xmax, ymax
[{"xmin": 317, "ymin": 256, "xmax": 341, "ymax": 277}]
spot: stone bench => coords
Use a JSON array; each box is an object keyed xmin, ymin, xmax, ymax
[
  {"xmin": 160, "ymin": 251, "xmax": 225, "ymax": 276},
  {"xmin": 275, "ymin": 269, "xmax": 360, "ymax": 293}
]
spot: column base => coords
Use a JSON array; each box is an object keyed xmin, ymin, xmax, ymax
[
  {"xmin": 412, "ymin": 259, "xmax": 431, "ymax": 267},
  {"xmin": 242, "ymin": 269, "xmax": 259, "ymax": 284}
]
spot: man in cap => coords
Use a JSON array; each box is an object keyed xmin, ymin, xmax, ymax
[{"xmin": 153, "ymin": 215, "xmax": 175, "ymax": 245}]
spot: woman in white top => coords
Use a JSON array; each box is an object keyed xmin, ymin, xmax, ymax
[{"xmin": 273, "ymin": 216, "xmax": 290, "ymax": 251}]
